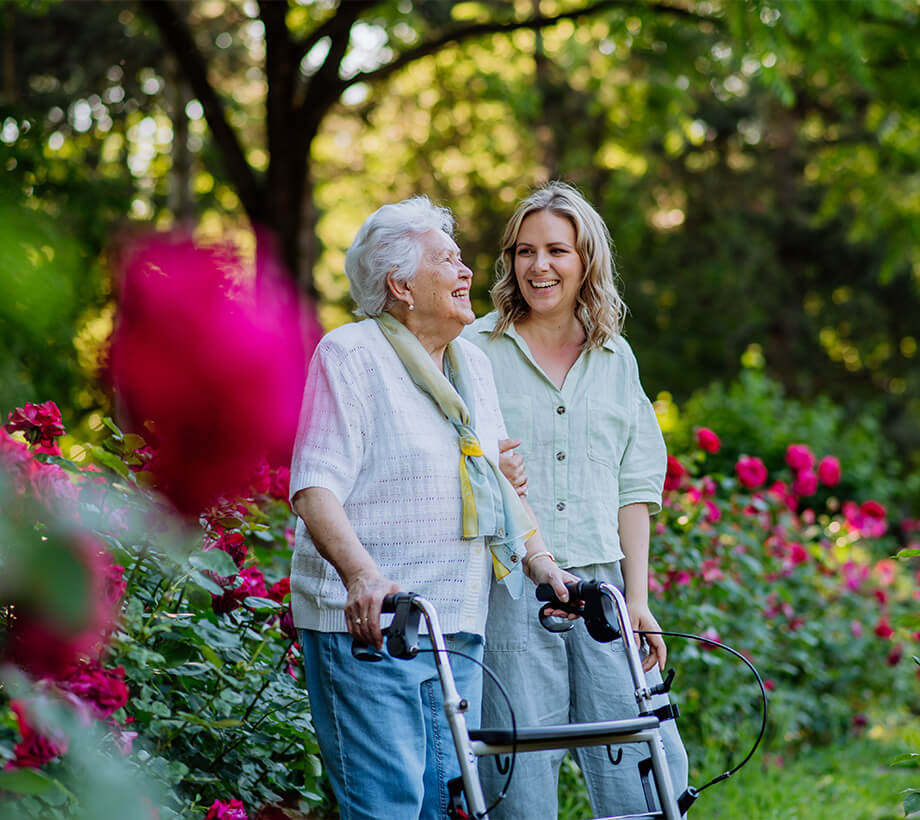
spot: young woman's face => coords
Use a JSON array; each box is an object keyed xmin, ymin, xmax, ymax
[{"xmin": 513, "ymin": 210, "xmax": 584, "ymax": 320}]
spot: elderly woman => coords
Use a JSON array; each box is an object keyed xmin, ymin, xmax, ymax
[
  {"xmin": 289, "ymin": 196, "xmax": 573, "ymax": 820},
  {"xmin": 465, "ymin": 182, "xmax": 688, "ymax": 819}
]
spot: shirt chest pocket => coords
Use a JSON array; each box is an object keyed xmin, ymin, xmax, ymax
[{"xmin": 587, "ymin": 399, "xmax": 632, "ymax": 469}]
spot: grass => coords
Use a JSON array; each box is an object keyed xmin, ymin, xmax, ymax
[{"xmin": 557, "ymin": 714, "xmax": 920, "ymax": 820}]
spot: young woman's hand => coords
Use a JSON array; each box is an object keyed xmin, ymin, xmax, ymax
[
  {"xmin": 499, "ymin": 438, "xmax": 529, "ymax": 497},
  {"xmin": 627, "ymin": 601, "xmax": 667, "ymax": 672}
]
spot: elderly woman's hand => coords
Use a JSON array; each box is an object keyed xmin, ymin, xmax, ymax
[
  {"xmin": 499, "ymin": 438, "xmax": 528, "ymax": 497},
  {"xmin": 345, "ymin": 568, "xmax": 401, "ymax": 649}
]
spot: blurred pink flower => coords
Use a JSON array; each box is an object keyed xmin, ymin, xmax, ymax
[
  {"xmin": 673, "ymin": 570, "xmax": 693, "ymax": 587},
  {"xmin": 873, "ymin": 616, "xmax": 893, "ymax": 640},
  {"xmin": 785, "ymin": 443, "xmax": 815, "ymax": 472},
  {"xmin": 664, "ymin": 456, "xmax": 686, "ymax": 492},
  {"xmin": 700, "ymin": 558, "xmax": 724, "ymax": 583},
  {"xmin": 5, "ymin": 401, "xmax": 65, "ymax": 449},
  {"xmin": 850, "ymin": 620, "xmax": 863, "ymax": 638},
  {"xmin": 841, "ymin": 561, "xmax": 870, "ymax": 592},
  {"xmin": 695, "ymin": 427, "xmax": 721, "ymax": 454},
  {"xmin": 735, "ymin": 456, "xmax": 767, "ymax": 489},
  {"xmin": 792, "ymin": 469, "xmax": 817, "ymax": 497},
  {"xmin": 788, "ymin": 543, "xmax": 808, "ymax": 566},
  {"xmin": 205, "ymin": 799, "xmax": 248, "ymax": 820},
  {"xmin": 699, "ymin": 627, "xmax": 720, "ymax": 650},
  {"xmin": 2, "ymin": 535, "xmax": 119, "ymax": 679},
  {"xmin": 887, "ymin": 644, "xmax": 903, "ymax": 666},
  {"xmin": 108, "ymin": 233, "xmax": 319, "ymax": 516},
  {"xmin": 843, "ymin": 500, "xmax": 887, "ymax": 538},
  {"xmin": 704, "ymin": 500, "xmax": 721, "ymax": 523},
  {"xmin": 816, "ymin": 456, "xmax": 841, "ymax": 487},
  {"xmin": 874, "ymin": 559, "xmax": 896, "ymax": 587}
]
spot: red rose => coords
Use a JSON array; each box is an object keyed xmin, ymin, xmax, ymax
[
  {"xmin": 269, "ymin": 466, "xmax": 291, "ymax": 501},
  {"xmin": 56, "ymin": 660, "xmax": 129, "ymax": 719},
  {"xmin": 268, "ymin": 577, "xmax": 291, "ymax": 603},
  {"xmin": 735, "ymin": 456, "xmax": 767, "ymax": 489},
  {"xmin": 6, "ymin": 701, "xmax": 67, "ymax": 770},
  {"xmin": 694, "ymin": 427, "xmax": 721, "ymax": 454},
  {"xmin": 205, "ymin": 799, "xmax": 248, "ymax": 820},
  {"xmin": 664, "ymin": 456, "xmax": 686, "ymax": 491},
  {"xmin": 792, "ymin": 469, "xmax": 817, "ymax": 497},
  {"xmin": 205, "ymin": 531, "xmax": 248, "ymax": 569},
  {"xmin": 784, "ymin": 443, "xmax": 815, "ymax": 472},
  {"xmin": 874, "ymin": 616, "xmax": 893, "ymax": 640},
  {"xmin": 211, "ymin": 566, "xmax": 269, "ymax": 615},
  {"xmin": 5, "ymin": 401, "xmax": 65, "ymax": 449},
  {"xmin": 817, "ymin": 456, "xmax": 841, "ymax": 487},
  {"xmin": 887, "ymin": 645, "xmax": 903, "ymax": 666}
]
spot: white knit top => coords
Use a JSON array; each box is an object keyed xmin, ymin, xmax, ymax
[{"xmin": 289, "ymin": 319, "xmax": 505, "ymax": 636}]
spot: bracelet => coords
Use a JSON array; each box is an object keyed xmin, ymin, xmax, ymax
[{"xmin": 523, "ymin": 550, "xmax": 555, "ymax": 569}]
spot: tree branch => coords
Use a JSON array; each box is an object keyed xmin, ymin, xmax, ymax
[
  {"xmin": 293, "ymin": 0, "xmax": 380, "ymax": 65},
  {"xmin": 141, "ymin": 0, "xmax": 264, "ymax": 220},
  {"xmin": 339, "ymin": 0, "xmax": 722, "ymax": 93}
]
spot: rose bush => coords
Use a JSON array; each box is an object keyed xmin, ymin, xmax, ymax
[
  {"xmin": 2, "ymin": 379, "xmax": 917, "ymax": 817},
  {"xmin": 655, "ymin": 435, "xmax": 919, "ymax": 774}
]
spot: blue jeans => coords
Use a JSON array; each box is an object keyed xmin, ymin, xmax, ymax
[
  {"xmin": 299, "ymin": 629, "xmax": 484, "ymax": 820},
  {"xmin": 479, "ymin": 562, "xmax": 688, "ymax": 819}
]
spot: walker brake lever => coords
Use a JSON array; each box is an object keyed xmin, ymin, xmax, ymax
[
  {"xmin": 535, "ymin": 582, "xmax": 583, "ymax": 633},
  {"xmin": 351, "ymin": 592, "xmax": 420, "ymax": 662}
]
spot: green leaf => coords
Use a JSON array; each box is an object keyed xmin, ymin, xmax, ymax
[
  {"xmin": 906, "ymin": 790, "xmax": 920, "ymax": 814},
  {"xmin": 0, "ymin": 767, "xmax": 61, "ymax": 795},
  {"xmin": 189, "ymin": 549, "xmax": 239, "ymax": 577},
  {"xmin": 186, "ymin": 570, "xmax": 224, "ymax": 596},
  {"xmin": 243, "ymin": 596, "xmax": 284, "ymax": 613},
  {"xmin": 897, "ymin": 547, "xmax": 920, "ymax": 558},
  {"xmin": 88, "ymin": 443, "xmax": 131, "ymax": 478}
]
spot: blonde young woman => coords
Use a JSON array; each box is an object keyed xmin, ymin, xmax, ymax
[{"xmin": 464, "ymin": 182, "xmax": 688, "ymax": 818}]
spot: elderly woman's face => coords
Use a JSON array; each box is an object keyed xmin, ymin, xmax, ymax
[{"xmin": 409, "ymin": 230, "xmax": 475, "ymax": 328}]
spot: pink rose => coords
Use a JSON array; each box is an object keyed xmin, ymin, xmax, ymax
[
  {"xmin": 816, "ymin": 456, "xmax": 841, "ymax": 487},
  {"xmin": 700, "ymin": 627, "xmax": 721, "ymax": 650},
  {"xmin": 5, "ymin": 401, "xmax": 65, "ymax": 449},
  {"xmin": 204, "ymin": 799, "xmax": 248, "ymax": 820},
  {"xmin": 843, "ymin": 500, "xmax": 887, "ymax": 538},
  {"xmin": 792, "ymin": 469, "xmax": 817, "ymax": 497},
  {"xmin": 784, "ymin": 443, "xmax": 815, "ymax": 472},
  {"xmin": 664, "ymin": 456, "xmax": 686, "ymax": 491},
  {"xmin": 735, "ymin": 456, "xmax": 767, "ymax": 489},
  {"xmin": 695, "ymin": 427, "xmax": 721, "ymax": 454}
]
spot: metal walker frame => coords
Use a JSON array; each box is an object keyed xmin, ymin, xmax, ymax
[{"xmin": 359, "ymin": 581, "xmax": 685, "ymax": 820}]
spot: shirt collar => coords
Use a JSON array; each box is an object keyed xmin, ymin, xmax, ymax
[{"xmin": 478, "ymin": 311, "xmax": 619, "ymax": 354}]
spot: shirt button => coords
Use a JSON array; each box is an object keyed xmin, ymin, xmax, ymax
[
  {"xmin": 556, "ymin": 502, "xmax": 566, "ymax": 511},
  {"xmin": 510, "ymin": 553, "xmax": 519, "ymax": 563},
  {"xmin": 556, "ymin": 405, "xmax": 566, "ymax": 414},
  {"xmin": 556, "ymin": 451, "xmax": 566, "ymax": 461}
]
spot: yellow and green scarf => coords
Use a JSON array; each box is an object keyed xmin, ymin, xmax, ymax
[{"xmin": 375, "ymin": 312, "xmax": 534, "ymax": 598}]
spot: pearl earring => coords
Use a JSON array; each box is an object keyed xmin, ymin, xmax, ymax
[{"xmin": 408, "ymin": 304, "xmax": 414, "ymax": 311}]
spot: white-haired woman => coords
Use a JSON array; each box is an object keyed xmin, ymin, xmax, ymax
[
  {"xmin": 289, "ymin": 196, "xmax": 574, "ymax": 820},
  {"xmin": 464, "ymin": 182, "xmax": 688, "ymax": 818}
]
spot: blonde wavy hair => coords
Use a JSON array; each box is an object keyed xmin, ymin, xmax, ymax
[{"xmin": 490, "ymin": 181, "xmax": 626, "ymax": 349}]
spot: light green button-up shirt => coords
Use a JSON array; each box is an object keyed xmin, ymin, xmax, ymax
[{"xmin": 463, "ymin": 312, "xmax": 666, "ymax": 569}]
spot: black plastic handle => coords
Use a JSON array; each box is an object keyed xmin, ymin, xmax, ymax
[
  {"xmin": 351, "ymin": 592, "xmax": 420, "ymax": 662},
  {"xmin": 535, "ymin": 579, "xmax": 620, "ymax": 643}
]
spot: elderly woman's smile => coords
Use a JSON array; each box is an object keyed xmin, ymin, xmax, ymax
[{"xmin": 408, "ymin": 229, "xmax": 475, "ymax": 328}]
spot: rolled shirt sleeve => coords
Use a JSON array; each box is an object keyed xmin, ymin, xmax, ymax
[{"xmin": 618, "ymin": 391, "xmax": 666, "ymax": 515}]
